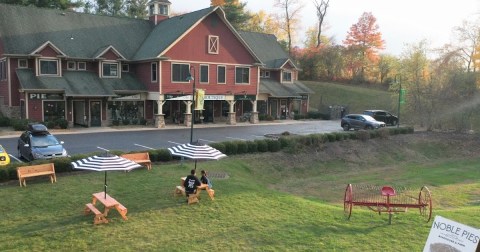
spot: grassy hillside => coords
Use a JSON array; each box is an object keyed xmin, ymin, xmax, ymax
[
  {"xmin": 0, "ymin": 132, "xmax": 479, "ymax": 251},
  {"xmin": 304, "ymin": 81, "xmax": 398, "ymax": 115}
]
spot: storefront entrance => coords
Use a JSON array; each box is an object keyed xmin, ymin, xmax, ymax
[
  {"xmin": 90, "ymin": 101, "xmax": 101, "ymax": 127},
  {"xmin": 73, "ymin": 101, "xmax": 87, "ymax": 127}
]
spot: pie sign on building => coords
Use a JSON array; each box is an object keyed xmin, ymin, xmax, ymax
[{"xmin": 0, "ymin": 1, "xmax": 313, "ymax": 128}]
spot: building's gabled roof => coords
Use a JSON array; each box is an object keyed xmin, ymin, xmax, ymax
[
  {"xmin": 259, "ymin": 78, "xmax": 313, "ymax": 98},
  {"xmin": 238, "ymin": 31, "xmax": 298, "ymax": 70},
  {"xmin": 16, "ymin": 69, "xmax": 147, "ymax": 97},
  {"xmin": 0, "ymin": 4, "xmax": 152, "ymax": 59},
  {"xmin": 133, "ymin": 7, "xmax": 216, "ymax": 61}
]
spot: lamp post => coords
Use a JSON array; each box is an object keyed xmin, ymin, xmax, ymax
[
  {"xmin": 396, "ymin": 74, "xmax": 402, "ymax": 128},
  {"xmin": 187, "ymin": 66, "xmax": 196, "ymax": 143}
]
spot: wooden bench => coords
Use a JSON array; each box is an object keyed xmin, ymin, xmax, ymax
[
  {"xmin": 17, "ymin": 163, "xmax": 56, "ymax": 187},
  {"xmin": 84, "ymin": 203, "xmax": 108, "ymax": 224},
  {"xmin": 121, "ymin": 152, "xmax": 152, "ymax": 170}
]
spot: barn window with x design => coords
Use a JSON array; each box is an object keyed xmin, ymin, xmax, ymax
[{"xmin": 208, "ymin": 35, "xmax": 219, "ymax": 54}]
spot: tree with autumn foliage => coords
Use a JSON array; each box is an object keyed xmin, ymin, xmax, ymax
[{"xmin": 343, "ymin": 12, "xmax": 384, "ymax": 82}]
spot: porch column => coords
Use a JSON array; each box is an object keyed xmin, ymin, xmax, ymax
[
  {"xmin": 183, "ymin": 101, "xmax": 193, "ymax": 127},
  {"xmin": 227, "ymin": 100, "xmax": 236, "ymax": 125},
  {"xmin": 250, "ymin": 100, "xmax": 259, "ymax": 124},
  {"xmin": 154, "ymin": 100, "xmax": 166, "ymax": 128}
]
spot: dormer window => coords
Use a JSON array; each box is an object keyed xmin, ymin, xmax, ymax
[
  {"xmin": 39, "ymin": 59, "xmax": 59, "ymax": 76},
  {"xmin": 282, "ymin": 71, "xmax": 292, "ymax": 82},
  {"xmin": 102, "ymin": 62, "xmax": 118, "ymax": 77}
]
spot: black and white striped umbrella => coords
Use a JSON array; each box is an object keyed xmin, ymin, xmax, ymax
[
  {"xmin": 168, "ymin": 143, "xmax": 226, "ymax": 169},
  {"xmin": 71, "ymin": 154, "xmax": 142, "ymax": 198}
]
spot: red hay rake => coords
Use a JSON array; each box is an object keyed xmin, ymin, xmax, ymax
[{"xmin": 343, "ymin": 184, "xmax": 432, "ymax": 224}]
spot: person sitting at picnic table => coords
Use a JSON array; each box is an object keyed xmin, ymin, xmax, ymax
[
  {"xmin": 184, "ymin": 169, "xmax": 201, "ymax": 198},
  {"xmin": 200, "ymin": 170, "xmax": 212, "ymax": 188}
]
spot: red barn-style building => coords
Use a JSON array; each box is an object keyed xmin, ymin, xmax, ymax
[{"xmin": 0, "ymin": 1, "xmax": 312, "ymax": 128}]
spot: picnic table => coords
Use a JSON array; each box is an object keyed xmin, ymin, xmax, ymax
[
  {"xmin": 85, "ymin": 192, "xmax": 128, "ymax": 224},
  {"xmin": 178, "ymin": 177, "xmax": 215, "ymax": 201}
]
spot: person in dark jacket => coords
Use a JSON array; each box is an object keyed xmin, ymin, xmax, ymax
[{"xmin": 184, "ymin": 169, "xmax": 201, "ymax": 197}]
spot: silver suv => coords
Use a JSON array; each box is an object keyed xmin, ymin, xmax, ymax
[{"xmin": 341, "ymin": 114, "xmax": 386, "ymax": 131}]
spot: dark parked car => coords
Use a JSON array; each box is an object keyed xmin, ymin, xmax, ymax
[
  {"xmin": 17, "ymin": 124, "xmax": 68, "ymax": 161},
  {"xmin": 341, "ymin": 114, "xmax": 386, "ymax": 131},
  {"xmin": 363, "ymin": 110, "xmax": 398, "ymax": 126}
]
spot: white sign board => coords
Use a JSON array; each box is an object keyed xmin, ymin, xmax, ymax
[{"xmin": 423, "ymin": 216, "xmax": 479, "ymax": 252}]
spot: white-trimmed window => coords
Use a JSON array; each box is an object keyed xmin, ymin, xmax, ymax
[
  {"xmin": 208, "ymin": 35, "xmax": 219, "ymax": 54},
  {"xmin": 39, "ymin": 59, "xmax": 59, "ymax": 76},
  {"xmin": 0, "ymin": 59, "xmax": 6, "ymax": 80},
  {"xmin": 122, "ymin": 64, "xmax": 129, "ymax": 72},
  {"xmin": 200, "ymin": 64, "xmax": 209, "ymax": 83},
  {"xmin": 217, "ymin": 65, "xmax": 226, "ymax": 84},
  {"xmin": 171, "ymin": 63, "xmax": 190, "ymax": 83},
  {"xmin": 102, "ymin": 62, "xmax": 118, "ymax": 77},
  {"xmin": 18, "ymin": 59, "xmax": 28, "ymax": 69},
  {"xmin": 158, "ymin": 4, "xmax": 168, "ymax": 15},
  {"xmin": 78, "ymin": 62, "xmax": 86, "ymax": 70},
  {"xmin": 260, "ymin": 70, "xmax": 270, "ymax": 78},
  {"xmin": 67, "ymin": 61, "xmax": 76, "ymax": 70},
  {"xmin": 235, "ymin": 67, "xmax": 250, "ymax": 84},
  {"xmin": 151, "ymin": 62, "xmax": 157, "ymax": 82},
  {"xmin": 282, "ymin": 71, "xmax": 292, "ymax": 82}
]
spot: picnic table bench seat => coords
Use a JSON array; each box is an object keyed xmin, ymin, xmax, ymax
[{"xmin": 84, "ymin": 203, "xmax": 108, "ymax": 224}]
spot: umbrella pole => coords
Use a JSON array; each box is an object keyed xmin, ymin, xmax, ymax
[{"xmin": 104, "ymin": 171, "xmax": 107, "ymax": 199}]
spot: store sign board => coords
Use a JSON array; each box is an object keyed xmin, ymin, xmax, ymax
[
  {"xmin": 423, "ymin": 216, "xmax": 479, "ymax": 252},
  {"xmin": 29, "ymin": 93, "xmax": 63, "ymax": 100}
]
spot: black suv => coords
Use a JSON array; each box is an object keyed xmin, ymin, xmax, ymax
[
  {"xmin": 17, "ymin": 124, "xmax": 68, "ymax": 161},
  {"xmin": 363, "ymin": 110, "xmax": 398, "ymax": 126}
]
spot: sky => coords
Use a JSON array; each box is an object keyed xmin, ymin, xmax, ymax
[{"xmin": 172, "ymin": 0, "xmax": 480, "ymax": 56}]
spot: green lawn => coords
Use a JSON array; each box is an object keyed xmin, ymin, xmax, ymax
[{"xmin": 0, "ymin": 133, "xmax": 479, "ymax": 251}]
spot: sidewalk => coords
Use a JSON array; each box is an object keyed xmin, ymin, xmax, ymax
[{"xmin": 0, "ymin": 119, "xmax": 306, "ymax": 138}]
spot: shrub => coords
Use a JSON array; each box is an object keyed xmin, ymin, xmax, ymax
[
  {"xmin": 131, "ymin": 118, "xmax": 139, "ymax": 125},
  {"xmin": 52, "ymin": 157, "xmax": 73, "ymax": 173},
  {"xmin": 0, "ymin": 168, "xmax": 9, "ymax": 182},
  {"xmin": 224, "ymin": 141, "xmax": 238, "ymax": 155},
  {"xmin": 10, "ymin": 118, "xmax": 29, "ymax": 131},
  {"xmin": 139, "ymin": 118, "xmax": 147, "ymax": 125},
  {"xmin": 46, "ymin": 121, "xmax": 55, "ymax": 129},
  {"xmin": 378, "ymin": 128, "xmax": 390, "ymax": 139},
  {"xmin": 278, "ymin": 137, "xmax": 290, "ymax": 148},
  {"xmin": 369, "ymin": 130, "xmax": 379, "ymax": 139},
  {"xmin": 236, "ymin": 141, "xmax": 248, "ymax": 154},
  {"xmin": 255, "ymin": 140, "xmax": 268, "ymax": 152},
  {"xmin": 0, "ymin": 117, "xmax": 10, "ymax": 127},
  {"xmin": 259, "ymin": 114, "xmax": 275, "ymax": 121},
  {"xmin": 356, "ymin": 130, "xmax": 370, "ymax": 142},
  {"xmin": 156, "ymin": 149, "xmax": 172, "ymax": 162},
  {"xmin": 266, "ymin": 139, "xmax": 281, "ymax": 152},
  {"xmin": 326, "ymin": 133, "xmax": 336, "ymax": 142},
  {"xmin": 112, "ymin": 119, "xmax": 120, "ymax": 126},
  {"xmin": 209, "ymin": 142, "xmax": 226, "ymax": 154},
  {"xmin": 55, "ymin": 118, "xmax": 68, "ymax": 129},
  {"xmin": 333, "ymin": 132, "xmax": 344, "ymax": 141},
  {"xmin": 122, "ymin": 119, "xmax": 130, "ymax": 125},
  {"xmin": 246, "ymin": 141, "xmax": 257, "ymax": 153}
]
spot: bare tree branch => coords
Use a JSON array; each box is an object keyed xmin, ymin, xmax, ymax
[{"xmin": 313, "ymin": 0, "xmax": 329, "ymax": 48}]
